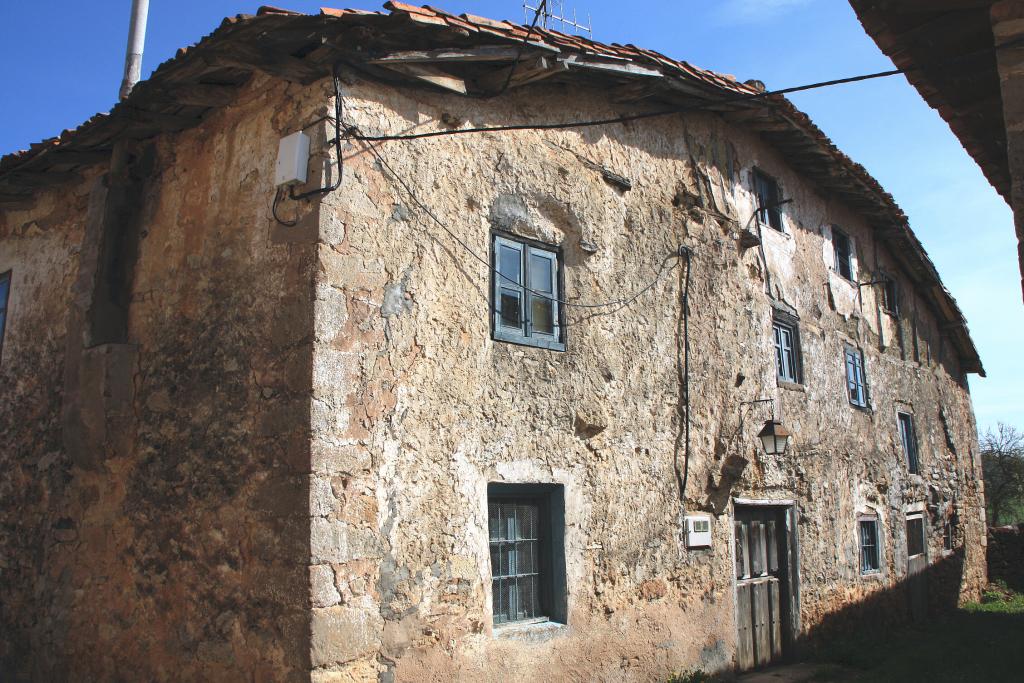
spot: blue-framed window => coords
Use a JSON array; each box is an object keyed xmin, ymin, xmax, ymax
[
  {"xmin": 845, "ymin": 346, "xmax": 868, "ymax": 408},
  {"xmin": 492, "ymin": 234, "xmax": 564, "ymax": 351},
  {"xmin": 898, "ymin": 412, "xmax": 920, "ymax": 474},
  {"xmin": 0, "ymin": 270, "xmax": 10, "ymax": 363},
  {"xmin": 773, "ymin": 315, "xmax": 801, "ymax": 384}
]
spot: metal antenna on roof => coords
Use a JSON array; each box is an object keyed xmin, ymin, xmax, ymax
[{"xmin": 524, "ymin": 0, "xmax": 592, "ymax": 38}]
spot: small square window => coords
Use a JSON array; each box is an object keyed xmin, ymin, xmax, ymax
[
  {"xmin": 773, "ymin": 314, "xmax": 802, "ymax": 384},
  {"xmin": 488, "ymin": 483, "xmax": 566, "ymax": 626},
  {"xmin": 0, "ymin": 270, "xmax": 10, "ymax": 363},
  {"xmin": 859, "ymin": 517, "xmax": 881, "ymax": 574},
  {"xmin": 832, "ymin": 228, "xmax": 854, "ymax": 281},
  {"xmin": 492, "ymin": 234, "xmax": 564, "ymax": 351},
  {"xmin": 898, "ymin": 412, "xmax": 920, "ymax": 474},
  {"xmin": 844, "ymin": 346, "xmax": 868, "ymax": 408},
  {"xmin": 882, "ymin": 277, "xmax": 899, "ymax": 316},
  {"xmin": 753, "ymin": 170, "xmax": 783, "ymax": 231},
  {"xmin": 906, "ymin": 515, "xmax": 926, "ymax": 558}
]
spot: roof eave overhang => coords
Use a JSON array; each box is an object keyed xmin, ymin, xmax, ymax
[{"xmin": 0, "ymin": 2, "xmax": 984, "ymax": 375}]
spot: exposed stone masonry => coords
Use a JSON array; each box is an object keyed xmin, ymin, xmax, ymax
[{"xmin": 0, "ymin": 58, "xmax": 986, "ymax": 683}]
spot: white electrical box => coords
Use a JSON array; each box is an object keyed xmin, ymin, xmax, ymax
[
  {"xmin": 275, "ymin": 131, "xmax": 310, "ymax": 186},
  {"xmin": 685, "ymin": 514, "xmax": 712, "ymax": 548}
]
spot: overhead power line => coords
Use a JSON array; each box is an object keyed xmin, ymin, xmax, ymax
[{"xmin": 347, "ymin": 38, "xmax": 1021, "ymax": 144}]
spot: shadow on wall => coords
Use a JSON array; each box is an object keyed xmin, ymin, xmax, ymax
[{"xmin": 792, "ymin": 548, "xmax": 968, "ymax": 659}]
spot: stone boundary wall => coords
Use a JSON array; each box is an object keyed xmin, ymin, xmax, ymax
[{"xmin": 988, "ymin": 525, "xmax": 1024, "ymax": 592}]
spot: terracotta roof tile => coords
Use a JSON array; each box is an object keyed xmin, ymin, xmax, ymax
[
  {"xmin": 256, "ymin": 5, "xmax": 302, "ymax": 15},
  {"xmin": 460, "ymin": 13, "xmax": 515, "ymax": 31},
  {"xmin": 383, "ymin": 1, "xmax": 436, "ymax": 16}
]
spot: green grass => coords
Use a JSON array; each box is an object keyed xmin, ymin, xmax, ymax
[{"xmin": 812, "ymin": 585, "xmax": 1024, "ymax": 682}]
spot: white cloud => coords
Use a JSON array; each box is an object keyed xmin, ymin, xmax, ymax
[{"xmin": 715, "ymin": 0, "xmax": 814, "ymax": 25}]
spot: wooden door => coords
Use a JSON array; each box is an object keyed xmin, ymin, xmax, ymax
[
  {"xmin": 906, "ymin": 514, "xmax": 928, "ymax": 622},
  {"xmin": 734, "ymin": 506, "xmax": 789, "ymax": 671}
]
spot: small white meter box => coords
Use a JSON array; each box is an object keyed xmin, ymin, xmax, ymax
[
  {"xmin": 275, "ymin": 131, "xmax": 311, "ymax": 186},
  {"xmin": 685, "ymin": 513, "xmax": 712, "ymax": 548}
]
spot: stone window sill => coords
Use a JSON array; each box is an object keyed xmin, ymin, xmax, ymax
[
  {"xmin": 860, "ymin": 570, "xmax": 884, "ymax": 581},
  {"xmin": 777, "ymin": 380, "xmax": 805, "ymax": 393},
  {"xmin": 494, "ymin": 618, "xmax": 567, "ymax": 643}
]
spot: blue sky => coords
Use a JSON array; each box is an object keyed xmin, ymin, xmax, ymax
[{"xmin": 1, "ymin": 1, "xmax": 1019, "ymax": 434}]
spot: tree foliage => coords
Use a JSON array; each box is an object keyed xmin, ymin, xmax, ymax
[{"xmin": 982, "ymin": 424, "xmax": 1024, "ymax": 526}]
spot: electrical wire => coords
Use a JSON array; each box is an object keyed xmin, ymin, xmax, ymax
[
  {"xmin": 481, "ymin": 0, "xmax": 547, "ymax": 99},
  {"xmin": 272, "ymin": 186, "xmax": 299, "ymax": 226},
  {"xmin": 675, "ymin": 247, "xmax": 693, "ymax": 505},
  {"xmin": 359, "ymin": 134, "xmax": 682, "ymax": 313},
  {"xmin": 346, "ymin": 38, "xmax": 1022, "ymax": 144},
  {"xmin": 271, "ymin": 65, "xmax": 346, "ymax": 226}
]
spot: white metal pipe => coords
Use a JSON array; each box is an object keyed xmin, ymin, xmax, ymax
[{"xmin": 119, "ymin": 0, "xmax": 150, "ymax": 101}]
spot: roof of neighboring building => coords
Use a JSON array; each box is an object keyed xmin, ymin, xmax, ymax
[
  {"xmin": 849, "ymin": 1, "xmax": 1007, "ymax": 201},
  {"xmin": 0, "ymin": 2, "xmax": 984, "ymax": 374}
]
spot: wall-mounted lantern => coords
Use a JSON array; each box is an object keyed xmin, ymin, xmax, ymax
[
  {"xmin": 757, "ymin": 419, "xmax": 792, "ymax": 456},
  {"xmin": 740, "ymin": 398, "xmax": 793, "ymax": 456}
]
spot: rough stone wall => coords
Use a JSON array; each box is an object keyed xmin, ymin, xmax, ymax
[
  {"xmin": 310, "ymin": 73, "xmax": 986, "ymax": 681},
  {"xmin": 988, "ymin": 525, "xmax": 1024, "ymax": 592},
  {"xmin": 0, "ymin": 176, "xmax": 92, "ymax": 678},
  {"xmin": 0, "ymin": 74, "xmax": 327, "ymax": 681}
]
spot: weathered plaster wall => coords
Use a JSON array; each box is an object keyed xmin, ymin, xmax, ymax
[
  {"xmin": 0, "ymin": 63, "xmax": 987, "ymax": 681},
  {"xmin": 0, "ymin": 73, "xmax": 327, "ymax": 681},
  {"xmin": 309, "ymin": 73, "xmax": 986, "ymax": 681},
  {"xmin": 0, "ymin": 178, "xmax": 93, "ymax": 678}
]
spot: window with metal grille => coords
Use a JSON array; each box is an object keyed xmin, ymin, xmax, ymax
[
  {"xmin": 845, "ymin": 346, "xmax": 868, "ymax": 408},
  {"xmin": 906, "ymin": 515, "xmax": 926, "ymax": 558},
  {"xmin": 753, "ymin": 169, "xmax": 783, "ymax": 231},
  {"xmin": 832, "ymin": 228, "xmax": 853, "ymax": 280},
  {"xmin": 487, "ymin": 483, "xmax": 566, "ymax": 627},
  {"xmin": 492, "ymin": 234, "xmax": 564, "ymax": 351},
  {"xmin": 859, "ymin": 518, "xmax": 881, "ymax": 574},
  {"xmin": 0, "ymin": 270, "xmax": 9, "ymax": 364},
  {"xmin": 898, "ymin": 412, "xmax": 920, "ymax": 474},
  {"xmin": 489, "ymin": 500, "xmax": 541, "ymax": 624},
  {"xmin": 773, "ymin": 315, "xmax": 801, "ymax": 384}
]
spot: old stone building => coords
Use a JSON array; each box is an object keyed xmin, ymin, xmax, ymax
[{"xmin": 0, "ymin": 4, "xmax": 988, "ymax": 681}]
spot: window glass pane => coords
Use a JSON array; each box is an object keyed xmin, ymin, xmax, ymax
[
  {"xmin": 529, "ymin": 253, "xmax": 553, "ymax": 294},
  {"xmin": 846, "ymin": 350, "xmax": 865, "ymax": 405},
  {"xmin": 860, "ymin": 520, "xmax": 879, "ymax": 572},
  {"xmin": 907, "ymin": 517, "xmax": 925, "ymax": 557},
  {"xmin": 500, "ymin": 289, "xmax": 522, "ymax": 329},
  {"xmin": 531, "ymin": 296, "xmax": 554, "ymax": 335},
  {"xmin": 774, "ymin": 321, "xmax": 797, "ymax": 382},
  {"xmin": 498, "ymin": 244, "xmax": 522, "ymax": 285},
  {"xmin": 884, "ymin": 280, "xmax": 898, "ymax": 313},
  {"xmin": 900, "ymin": 414, "xmax": 919, "ymax": 473},
  {"xmin": 489, "ymin": 499, "xmax": 542, "ymax": 624},
  {"xmin": 834, "ymin": 230, "xmax": 852, "ymax": 279},
  {"xmin": 0, "ymin": 273, "xmax": 8, "ymax": 357}
]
